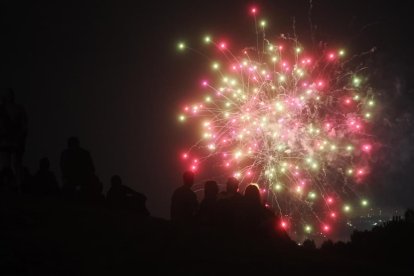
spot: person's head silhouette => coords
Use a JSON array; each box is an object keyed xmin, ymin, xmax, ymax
[
  {"xmin": 67, "ymin": 136, "xmax": 80, "ymax": 149},
  {"xmin": 244, "ymin": 184, "xmax": 261, "ymax": 206},
  {"xmin": 39, "ymin": 157, "xmax": 50, "ymax": 171},
  {"xmin": 182, "ymin": 171, "xmax": 194, "ymax": 188},
  {"xmin": 204, "ymin": 180, "xmax": 219, "ymax": 199},
  {"xmin": 111, "ymin": 175, "xmax": 122, "ymax": 187},
  {"xmin": 226, "ymin": 176, "xmax": 239, "ymax": 193}
]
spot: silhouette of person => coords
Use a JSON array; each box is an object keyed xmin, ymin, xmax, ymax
[
  {"xmin": 198, "ymin": 180, "xmax": 219, "ymax": 226},
  {"xmin": 218, "ymin": 176, "xmax": 242, "ymax": 200},
  {"xmin": 240, "ymin": 184, "xmax": 275, "ymax": 234},
  {"xmin": 216, "ymin": 177, "xmax": 242, "ymax": 230},
  {"xmin": 107, "ymin": 175, "xmax": 149, "ymax": 216},
  {"xmin": 0, "ymin": 88, "xmax": 28, "ymax": 188},
  {"xmin": 60, "ymin": 137, "xmax": 95, "ymax": 197},
  {"xmin": 170, "ymin": 171, "xmax": 198, "ymax": 223},
  {"xmin": 33, "ymin": 157, "xmax": 59, "ymax": 196}
]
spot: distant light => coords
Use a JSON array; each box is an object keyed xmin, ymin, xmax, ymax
[
  {"xmin": 339, "ymin": 49, "xmax": 345, "ymax": 56},
  {"xmin": 362, "ymin": 144, "xmax": 372, "ymax": 153},
  {"xmin": 260, "ymin": 20, "xmax": 266, "ymax": 27},
  {"xmin": 178, "ymin": 114, "xmax": 186, "ymax": 122},
  {"xmin": 361, "ymin": 199, "xmax": 369, "ymax": 207},
  {"xmin": 177, "ymin": 42, "xmax": 185, "ymax": 51},
  {"xmin": 344, "ymin": 205, "xmax": 351, "ymax": 212},
  {"xmin": 308, "ymin": 192, "xmax": 317, "ymax": 199},
  {"xmin": 204, "ymin": 36, "xmax": 211, "ymax": 43},
  {"xmin": 274, "ymin": 184, "xmax": 282, "ymax": 191}
]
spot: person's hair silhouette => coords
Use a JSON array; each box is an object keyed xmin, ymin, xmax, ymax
[
  {"xmin": 244, "ymin": 184, "xmax": 261, "ymax": 205},
  {"xmin": 239, "ymin": 184, "xmax": 275, "ymax": 235}
]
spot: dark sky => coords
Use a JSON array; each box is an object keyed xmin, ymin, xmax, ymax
[{"xmin": 2, "ymin": 0, "xmax": 413, "ymax": 218}]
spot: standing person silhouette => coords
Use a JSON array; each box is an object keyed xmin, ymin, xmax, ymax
[
  {"xmin": 60, "ymin": 137, "xmax": 95, "ymax": 197},
  {"xmin": 0, "ymin": 88, "xmax": 28, "ymax": 189},
  {"xmin": 170, "ymin": 171, "xmax": 198, "ymax": 224},
  {"xmin": 216, "ymin": 177, "xmax": 242, "ymax": 230},
  {"xmin": 198, "ymin": 180, "xmax": 219, "ymax": 226}
]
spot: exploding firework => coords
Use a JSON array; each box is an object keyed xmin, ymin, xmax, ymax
[{"xmin": 176, "ymin": 7, "xmax": 378, "ymax": 237}]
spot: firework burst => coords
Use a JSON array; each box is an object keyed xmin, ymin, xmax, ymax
[{"xmin": 176, "ymin": 7, "xmax": 378, "ymax": 237}]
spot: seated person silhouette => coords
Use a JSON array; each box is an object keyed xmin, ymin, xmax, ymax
[
  {"xmin": 106, "ymin": 174, "xmax": 149, "ymax": 216},
  {"xmin": 33, "ymin": 157, "xmax": 59, "ymax": 196},
  {"xmin": 170, "ymin": 171, "xmax": 198, "ymax": 224}
]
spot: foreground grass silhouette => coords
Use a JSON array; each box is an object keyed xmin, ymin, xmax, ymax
[{"xmin": 1, "ymin": 192, "xmax": 412, "ymax": 275}]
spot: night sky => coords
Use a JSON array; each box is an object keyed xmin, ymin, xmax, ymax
[{"xmin": 2, "ymin": 0, "xmax": 413, "ymax": 218}]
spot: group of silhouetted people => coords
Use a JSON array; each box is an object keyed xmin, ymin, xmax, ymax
[
  {"xmin": 0, "ymin": 87, "xmax": 149, "ymax": 216},
  {"xmin": 171, "ymin": 171, "xmax": 277, "ymax": 236}
]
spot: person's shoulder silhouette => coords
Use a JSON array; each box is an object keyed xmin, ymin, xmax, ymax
[{"xmin": 170, "ymin": 171, "xmax": 198, "ymax": 223}]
